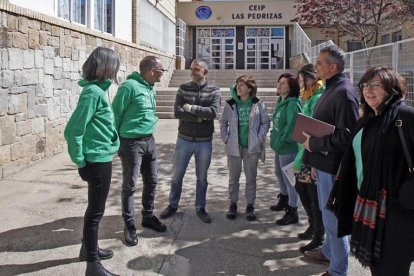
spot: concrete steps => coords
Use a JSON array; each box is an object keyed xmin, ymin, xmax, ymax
[{"xmin": 156, "ymin": 87, "xmax": 277, "ymax": 119}]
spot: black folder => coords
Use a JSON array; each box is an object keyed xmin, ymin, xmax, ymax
[{"xmin": 292, "ymin": 113, "xmax": 335, "ymax": 144}]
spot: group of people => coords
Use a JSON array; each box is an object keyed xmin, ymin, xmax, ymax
[{"xmin": 64, "ymin": 45, "xmax": 414, "ymax": 276}]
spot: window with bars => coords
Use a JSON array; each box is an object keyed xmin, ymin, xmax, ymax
[{"xmin": 58, "ymin": 0, "xmax": 86, "ymax": 25}]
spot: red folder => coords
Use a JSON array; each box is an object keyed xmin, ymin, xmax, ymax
[{"xmin": 292, "ymin": 113, "xmax": 335, "ymax": 144}]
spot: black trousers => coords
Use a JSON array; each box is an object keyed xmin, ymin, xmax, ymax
[
  {"xmin": 370, "ymin": 208, "xmax": 414, "ymax": 276},
  {"xmin": 78, "ymin": 161, "xmax": 112, "ymax": 262},
  {"xmin": 295, "ymin": 179, "xmax": 325, "ymax": 238}
]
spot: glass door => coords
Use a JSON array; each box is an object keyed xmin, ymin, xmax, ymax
[{"xmin": 196, "ymin": 27, "xmax": 235, "ymax": 69}]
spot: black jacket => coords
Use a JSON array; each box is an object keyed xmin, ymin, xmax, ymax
[
  {"xmin": 174, "ymin": 80, "xmax": 221, "ymax": 141},
  {"xmin": 303, "ymin": 73, "xmax": 359, "ymax": 174}
]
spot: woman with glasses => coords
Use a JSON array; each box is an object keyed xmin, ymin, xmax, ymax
[
  {"xmin": 270, "ymin": 73, "xmax": 302, "ymax": 225},
  {"xmin": 329, "ymin": 66, "xmax": 414, "ymax": 275}
]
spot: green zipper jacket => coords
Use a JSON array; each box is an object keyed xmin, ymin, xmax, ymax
[
  {"xmin": 64, "ymin": 79, "xmax": 120, "ymax": 168},
  {"xmin": 112, "ymin": 72, "xmax": 158, "ymax": 138},
  {"xmin": 270, "ymin": 96, "xmax": 302, "ymax": 154}
]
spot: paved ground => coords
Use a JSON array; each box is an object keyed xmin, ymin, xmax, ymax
[{"xmin": 0, "ymin": 120, "xmax": 376, "ymax": 275}]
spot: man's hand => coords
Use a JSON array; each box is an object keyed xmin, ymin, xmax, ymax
[
  {"xmin": 183, "ymin": 103, "xmax": 192, "ymax": 112},
  {"xmin": 302, "ymin": 131, "xmax": 312, "ymax": 152}
]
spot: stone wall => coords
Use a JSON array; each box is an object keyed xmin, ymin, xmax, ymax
[{"xmin": 0, "ymin": 5, "xmax": 174, "ymax": 179}]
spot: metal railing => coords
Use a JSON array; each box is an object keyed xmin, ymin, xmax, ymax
[{"xmin": 291, "ymin": 22, "xmax": 311, "ymax": 60}]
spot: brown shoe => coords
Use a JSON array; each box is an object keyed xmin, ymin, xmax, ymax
[{"xmin": 303, "ymin": 248, "xmax": 329, "ymax": 266}]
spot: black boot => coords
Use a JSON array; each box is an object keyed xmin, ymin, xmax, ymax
[
  {"xmin": 79, "ymin": 240, "xmax": 114, "ymax": 261},
  {"xmin": 299, "ymin": 237, "xmax": 324, "ymax": 254},
  {"xmin": 276, "ymin": 206, "xmax": 299, "ymax": 225},
  {"xmin": 295, "ymin": 180, "xmax": 314, "ymax": 240},
  {"xmin": 226, "ymin": 202, "xmax": 237, "ymax": 219},
  {"xmin": 270, "ymin": 193, "xmax": 289, "ymax": 211},
  {"xmin": 85, "ymin": 261, "xmax": 119, "ymax": 276},
  {"xmin": 298, "ymin": 225, "xmax": 314, "ymax": 240}
]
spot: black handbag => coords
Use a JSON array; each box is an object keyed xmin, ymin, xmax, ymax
[{"xmin": 396, "ymin": 116, "xmax": 414, "ymax": 210}]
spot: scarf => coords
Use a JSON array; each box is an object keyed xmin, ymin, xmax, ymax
[
  {"xmin": 350, "ymin": 97, "xmax": 403, "ymax": 266},
  {"xmin": 300, "ymin": 80, "xmax": 324, "ymax": 101}
]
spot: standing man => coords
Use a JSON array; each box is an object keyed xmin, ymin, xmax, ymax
[
  {"xmin": 160, "ymin": 59, "xmax": 221, "ymax": 223},
  {"xmin": 112, "ymin": 56, "xmax": 167, "ymax": 247},
  {"xmin": 302, "ymin": 46, "xmax": 359, "ymax": 276}
]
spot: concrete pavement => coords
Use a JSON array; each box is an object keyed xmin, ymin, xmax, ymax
[{"xmin": 0, "ymin": 119, "xmax": 373, "ymax": 276}]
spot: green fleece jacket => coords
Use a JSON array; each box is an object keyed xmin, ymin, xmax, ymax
[
  {"xmin": 230, "ymin": 86, "xmax": 253, "ymax": 149},
  {"xmin": 270, "ymin": 96, "xmax": 302, "ymax": 154},
  {"xmin": 112, "ymin": 72, "xmax": 158, "ymax": 138},
  {"xmin": 64, "ymin": 79, "xmax": 120, "ymax": 168}
]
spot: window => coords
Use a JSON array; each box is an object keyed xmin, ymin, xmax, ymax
[
  {"xmin": 347, "ymin": 40, "xmax": 364, "ymax": 52},
  {"xmin": 392, "ymin": 30, "xmax": 402, "ymax": 42},
  {"xmin": 94, "ymin": 0, "xmax": 114, "ymax": 33},
  {"xmin": 381, "ymin": 34, "xmax": 391, "ymax": 45},
  {"xmin": 58, "ymin": 0, "xmax": 86, "ymax": 25}
]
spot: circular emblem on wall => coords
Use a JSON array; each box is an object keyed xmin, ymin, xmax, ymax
[{"xmin": 195, "ymin": 6, "xmax": 212, "ymax": 20}]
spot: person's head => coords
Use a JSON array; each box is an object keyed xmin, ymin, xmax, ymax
[
  {"xmin": 298, "ymin": 63, "xmax": 319, "ymax": 90},
  {"xmin": 139, "ymin": 56, "xmax": 166, "ymax": 86},
  {"xmin": 235, "ymin": 75, "xmax": 257, "ymax": 100},
  {"xmin": 276, "ymin": 73, "xmax": 300, "ymax": 99},
  {"xmin": 358, "ymin": 66, "xmax": 407, "ymax": 116},
  {"xmin": 190, "ymin": 59, "xmax": 209, "ymax": 84},
  {"xmin": 82, "ymin": 46, "xmax": 120, "ymax": 83},
  {"xmin": 315, "ymin": 46, "xmax": 345, "ymax": 81}
]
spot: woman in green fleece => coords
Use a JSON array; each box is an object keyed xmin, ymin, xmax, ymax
[
  {"xmin": 64, "ymin": 47, "xmax": 120, "ymax": 276},
  {"xmin": 270, "ymin": 73, "xmax": 302, "ymax": 226}
]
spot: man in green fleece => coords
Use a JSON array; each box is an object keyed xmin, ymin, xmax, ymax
[{"xmin": 112, "ymin": 56, "xmax": 167, "ymax": 247}]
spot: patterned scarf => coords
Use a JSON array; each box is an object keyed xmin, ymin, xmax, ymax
[
  {"xmin": 300, "ymin": 80, "xmax": 324, "ymax": 101},
  {"xmin": 350, "ymin": 98, "xmax": 403, "ymax": 266}
]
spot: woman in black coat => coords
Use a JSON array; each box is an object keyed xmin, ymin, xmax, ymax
[{"xmin": 330, "ymin": 66, "xmax": 414, "ymax": 276}]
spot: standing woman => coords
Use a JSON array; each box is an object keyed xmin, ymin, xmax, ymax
[
  {"xmin": 330, "ymin": 66, "xmax": 414, "ymax": 275},
  {"xmin": 64, "ymin": 47, "xmax": 120, "ymax": 276},
  {"xmin": 270, "ymin": 73, "xmax": 302, "ymax": 225},
  {"xmin": 220, "ymin": 75, "xmax": 270, "ymax": 221},
  {"xmin": 294, "ymin": 64, "xmax": 326, "ymax": 253}
]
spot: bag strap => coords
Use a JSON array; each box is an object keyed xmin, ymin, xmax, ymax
[{"xmin": 396, "ymin": 115, "xmax": 414, "ymax": 173}]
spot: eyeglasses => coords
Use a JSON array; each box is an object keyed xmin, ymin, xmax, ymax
[
  {"xmin": 153, "ymin": 68, "xmax": 168, "ymax": 73},
  {"xmin": 361, "ymin": 81, "xmax": 382, "ymax": 90}
]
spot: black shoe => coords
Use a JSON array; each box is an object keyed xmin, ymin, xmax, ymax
[
  {"xmin": 298, "ymin": 225, "xmax": 314, "ymax": 240},
  {"xmin": 299, "ymin": 238, "xmax": 324, "ymax": 254},
  {"xmin": 142, "ymin": 215, "xmax": 167, "ymax": 232},
  {"xmin": 270, "ymin": 193, "xmax": 289, "ymax": 211},
  {"xmin": 226, "ymin": 202, "xmax": 237, "ymax": 220},
  {"xmin": 85, "ymin": 261, "xmax": 119, "ymax": 276},
  {"xmin": 79, "ymin": 242, "xmax": 114, "ymax": 261},
  {"xmin": 196, "ymin": 208, "xmax": 212, "ymax": 223},
  {"xmin": 276, "ymin": 206, "xmax": 299, "ymax": 225},
  {"xmin": 245, "ymin": 204, "xmax": 257, "ymax": 221},
  {"xmin": 160, "ymin": 205, "xmax": 177, "ymax": 219},
  {"xmin": 124, "ymin": 226, "xmax": 138, "ymax": 246}
]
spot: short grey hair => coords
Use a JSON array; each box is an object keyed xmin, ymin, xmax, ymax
[
  {"xmin": 320, "ymin": 46, "xmax": 345, "ymax": 73},
  {"xmin": 140, "ymin": 56, "xmax": 161, "ymax": 74},
  {"xmin": 191, "ymin": 58, "xmax": 209, "ymax": 70}
]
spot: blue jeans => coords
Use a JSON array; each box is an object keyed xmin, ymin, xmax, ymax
[
  {"xmin": 316, "ymin": 170, "xmax": 349, "ymax": 276},
  {"xmin": 119, "ymin": 136, "xmax": 158, "ymax": 227},
  {"xmin": 169, "ymin": 137, "xmax": 212, "ymax": 210},
  {"xmin": 274, "ymin": 153, "xmax": 299, "ymax": 207}
]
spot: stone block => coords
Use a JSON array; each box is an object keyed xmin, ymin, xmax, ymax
[
  {"xmin": 2, "ymin": 70, "xmax": 14, "ymax": 88},
  {"xmin": 31, "ymin": 152, "xmax": 44, "ymax": 161},
  {"xmin": 11, "ymin": 134, "xmax": 35, "ymax": 160},
  {"xmin": 72, "ymin": 49, "xmax": 79, "ymax": 60},
  {"xmin": 39, "ymin": 31, "xmax": 48, "ymax": 46},
  {"xmin": 51, "ymin": 26, "xmax": 60, "ymax": 36},
  {"xmin": 16, "ymin": 120, "xmax": 31, "ymax": 136},
  {"xmin": 0, "ymin": 89, "xmax": 7, "ymax": 116},
  {"xmin": 45, "ymin": 120, "xmax": 65, "ymax": 157},
  {"xmin": 1, "ymin": 49, "xmax": 8, "ymax": 69},
  {"xmin": 34, "ymin": 50, "xmax": 44, "ymax": 68},
  {"xmin": 70, "ymin": 31, "xmax": 81, "ymax": 38},
  {"xmin": 54, "ymin": 67, "xmax": 62, "ymax": 79},
  {"xmin": 41, "ymin": 22, "xmax": 51, "ymax": 32},
  {"xmin": 43, "ymin": 46, "xmax": 55, "ymax": 58},
  {"xmin": 0, "ymin": 145, "xmax": 11, "ymax": 166},
  {"xmin": 8, "ymin": 93, "xmax": 28, "ymax": 114},
  {"xmin": 27, "ymin": 87, "xmax": 35, "ymax": 119},
  {"xmin": 18, "ymin": 17, "xmax": 28, "ymax": 33},
  {"xmin": 21, "ymin": 69, "xmax": 39, "ymax": 85},
  {"xmin": 28, "ymin": 29, "xmax": 40, "ymax": 49},
  {"xmin": 0, "ymin": 115, "xmax": 16, "ymax": 145},
  {"xmin": 7, "ymin": 14, "xmax": 17, "ymax": 32},
  {"xmin": 44, "ymin": 58, "xmax": 54, "ymax": 75},
  {"xmin": 8, "ymin": 48, "xmax": 24, "ymax": 70},
  {"xmin": 54, "ymin": 56, "xmax": 62, "ymax": 68},
  {"xmin": 23, "ymin": 50, "xmax": 35, "ymax": 69},
  {"xmin": 14, "ymin": 70, "xmax": 22, "ymax": 86},
  {"xmin": 35, "ymin": 138, "xmax": 45, "ymax": 154},
  {"xmin": 62, "ymin": 58, "xmax": 71, "ymax": 72},
  {"xmin": 73, "ymin": 38, "xmax": 82, "ymax": 50},
  {"xmin": 32, "ymin": 117, "xmax": 45, "ymax": 134},
  {"xmin": 28, "ymin": 20, "xmax": 40, "ymax": 30},
  {"xmin": 12, "ymin": 32, "xmax": 28, "ymax": 49},
  {"xmin": 64, "ymin": 35, "xmax": 73, "ymax": 48},
  {"xmin": 48, "ymin": 36, "xmax": 59, "ymax": 47},
  {"xmin": 36, "ymin": 104, "xmax": 48, "ymax": 117},
  {"xmin": 43, "ymin": 75, "xmax": 54, "ymax": 97},
  {"xmin": 47, "ymin": 98, "xmax": 60, "ymax": 120},
  {"xmin": 15, "ymin": 113, "xmax": 27, "ymax": 122}
]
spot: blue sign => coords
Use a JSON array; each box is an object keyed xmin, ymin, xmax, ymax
[{"xmin": 195, "ymin": 6, "xmax": 212, "ymax": 20}]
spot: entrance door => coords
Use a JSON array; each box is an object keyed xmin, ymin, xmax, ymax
[
  {"xmin": 196, "ymin": 27, "xmax": 235, "ymax": 69},
  {"xmin": 245, "ymin": 27, "xmax": 285, "ymax": 69}
]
